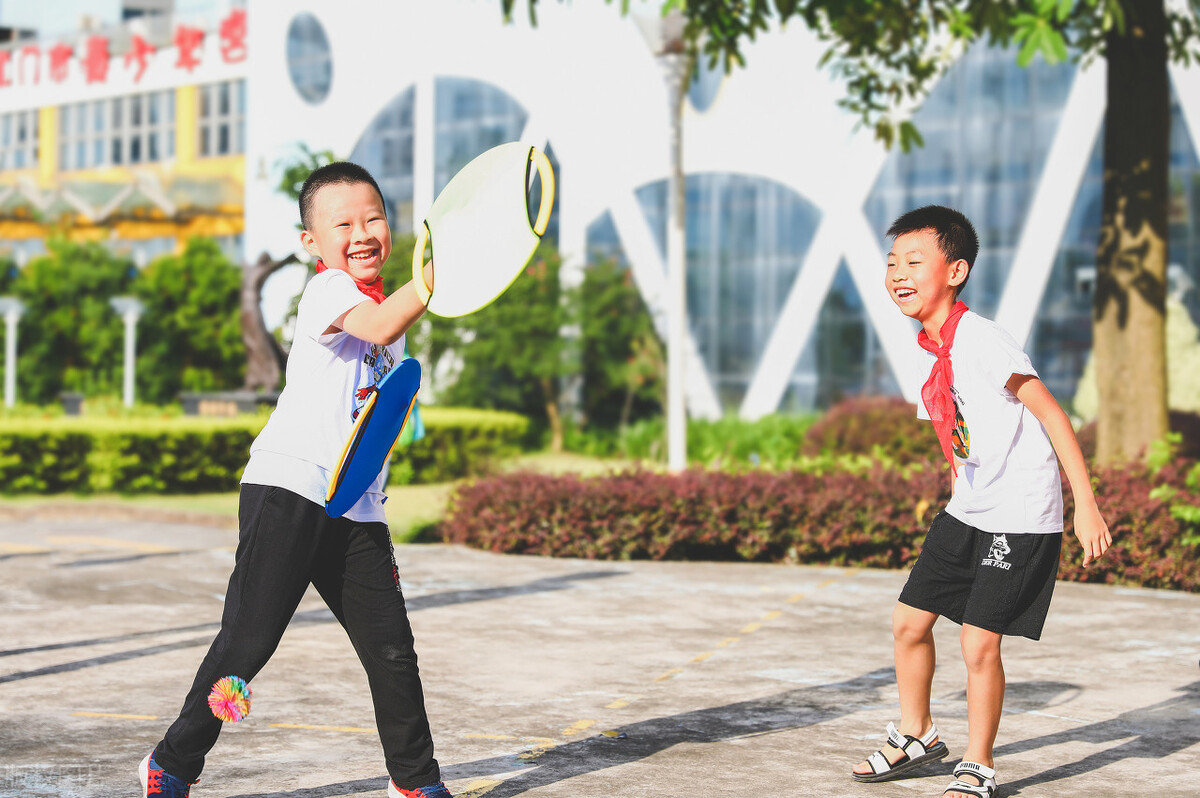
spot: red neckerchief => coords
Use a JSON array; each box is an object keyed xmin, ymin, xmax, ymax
[
  {"xmin": 917, "ymin": 301, "xmax": 969, "ymax": 475},
  {"xmin": 315, "ymin": 260, "xmax": 386, "ymax": 304}
]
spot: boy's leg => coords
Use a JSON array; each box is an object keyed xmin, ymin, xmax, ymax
[
  {"xmin": 311, "ymin": 521, "xmax": 441, "ymax": 790},
  {"xmin": 152, "ymin": 486, "xmax": 325, "ymax": 782},
  {"xmin": 853, "ymin": 602, "xmax": 939, "ymax": 775},
  {"xmin": 894, "ymin": 602, "xmax": 939, "ymax": 737},
  {"xmin": 958, "ymin": 624, "xmax": 1003, "ymax": 769}
]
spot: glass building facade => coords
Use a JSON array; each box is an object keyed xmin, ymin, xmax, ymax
[
  {"xmin": 585, "ymin": 43, "xmax": 1200, "ymax": 413},
  {"xmin": 349, "ymin": 77, "xmax": 559, "ymax": 242}
]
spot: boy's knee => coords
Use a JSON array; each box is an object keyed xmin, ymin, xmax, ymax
[
  {"xmin": 892, "ymin": 604, "xmax": 935, "ymax": 645},
  {"xmin": 960, "ymin": 627, "xmax": 1002, "ymax": 670}
]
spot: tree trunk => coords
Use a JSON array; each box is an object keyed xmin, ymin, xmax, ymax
[
  {"xmin": 1093, "ymin": 1, "xmax": 1170, "ymax": 463},
  {"xmin": 241, "ymin": 252, "xmax": 297, "ymax": 392},
  {"xmin": 541, "ymin": 375, "xmax": 564, "ymax": 453}
]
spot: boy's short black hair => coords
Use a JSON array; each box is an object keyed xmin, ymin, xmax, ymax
[
  {"xmin": 886, "ymin": 205, "xmax": 979, "ymax": 293},
  {"xmin": 298, "ymin": 161, "xmax": 387, "ymax": 230}
]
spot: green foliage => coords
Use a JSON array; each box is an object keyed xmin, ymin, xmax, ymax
[
  {"xmin": 576, "ymin": 258, "xmax": 664, "ymax": 430},
  {"xmin": 388, "ymin": 408, "xmax": 529, "ymax": 485},
  {"xmin": 418, "ymin": 244, "xmax": 568, "ymax": 441},
  {"xmin": 0, "ymin": 408, "xmax": 526, "ymax": 494},
  {"xmin": 10, "ymin": 238, "xmax": 134, "ymax": 403},
  {"xmin": 509, "ymin": 1, "xmax": 1200, "ymax": 151},
  {"xmin": 0, "ymin": 427, "xmax": 92, "ymax": 492},
  {"xmin": 571, "ymin": 413, "xmax": 817, "ymax": 467},
  {"xmin": 133, "ymin": 238, "xmax": 246, "ymax": 404},
  {"xmin": 277, "ymin": 142, "xmax": 336, "ymax": 203}
]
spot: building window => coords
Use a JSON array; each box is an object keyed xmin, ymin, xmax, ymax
[
  {"xmin": 197, "ymin": 80, "xmax": 245, "ymax": 157},
  {"xmin": 0, "ymin": 109, "xmax": 39, "ymax": 170},
  {"xmin": 58, "ymin": 90, "xmax": 173, "ymax": 171},
  {"xmin": 287, "ymin": 12, "xmax": 333, "ymax": 105}
]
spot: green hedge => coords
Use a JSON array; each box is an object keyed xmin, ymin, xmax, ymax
[{"xmin": 0, "ymin": 408, "xmax": 529, "ymax": 494}]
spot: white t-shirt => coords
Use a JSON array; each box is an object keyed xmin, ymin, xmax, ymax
[
  {"xmin": 241, "ymin": 269, "xmax": 405, "ymax": 523},
  {"xmin": 915, "ymin": 311, "xmax": 1063, "ymax": 534}
]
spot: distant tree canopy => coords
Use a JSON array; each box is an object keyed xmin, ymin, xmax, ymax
[
  {"xmin": 10, "ymin": 239, "xmax": 134, "ymax": 402},
  {"xmin": 3, "ymin": 237, "xmax": 245, "ymax": 405},
  {"xmin": 134, "ymin": 237, "xmax": 246, "ymax": 403}
]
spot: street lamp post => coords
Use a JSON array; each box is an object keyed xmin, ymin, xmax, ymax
[
  {"xmin": 0, "ymin": 297, "xmax": 25, "ymax": 408},
  {"xmin": 636, "ymin": 10, "xmax": 691, "ymax": 472},
  {"xmin": 110, "ymin": 297, "xmax": 145, "ymax": 408}
]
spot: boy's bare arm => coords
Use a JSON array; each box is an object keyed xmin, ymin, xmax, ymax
[
  {"xmin": 1008, "ymin": 373, "xmax": 1113, "ymax": 566},
  {"xmin": 335, "ymin": 261, "xmax": 434, "ymax": 345}
]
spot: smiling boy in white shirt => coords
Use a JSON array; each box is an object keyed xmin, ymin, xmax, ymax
[{"xmin": 851, "ymin": 205, "xmax": 1112, "ymax": 798}]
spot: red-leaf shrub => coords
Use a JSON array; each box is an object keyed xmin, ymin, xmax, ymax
[
  {"xmin": 801, "ymin": 397, "xmax": 940, "ymax": 465},
  {"xmin": 442, "ymin": 459, "xmax": 1200, "ymax": 593},
  {"xmin": 442, "ymin": 466, "xmax": 950, "ymax": 568},
  {"xmin": 1060, "ymin": 457, "xmax": 1200, "ymax": 591}
]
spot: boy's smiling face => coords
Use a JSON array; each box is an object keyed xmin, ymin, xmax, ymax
[
  {"xmin": 885, "ymin": 228, "xmax": 968, "ymax": 336},
  {"xmin": 300, "ymin": 181, "xmax": 391, "ymax": 284}
]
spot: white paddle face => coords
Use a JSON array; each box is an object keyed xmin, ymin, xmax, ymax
[{"xmin": 413, "ymin": 141, "xmax": 555, "ymax": 318}]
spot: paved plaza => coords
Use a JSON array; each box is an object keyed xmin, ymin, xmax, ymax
[{"xmin": 1, "ymin": 504, "xmax": 1198, "ymax": 797}]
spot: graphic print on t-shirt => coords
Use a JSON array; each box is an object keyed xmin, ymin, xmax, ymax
[
  {"xmin": 351, "ymin": 343, "xmax": 397, "ymax": 421},
  {"xmin": 952, "ymin": 408, "xmax": 970, "ymax": 460}
]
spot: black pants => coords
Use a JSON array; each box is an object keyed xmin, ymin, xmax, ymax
[{"xmin": 153, "ymin": 485, "xmax": 440, "ymax": 789}]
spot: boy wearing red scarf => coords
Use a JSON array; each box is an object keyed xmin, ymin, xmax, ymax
[
  {"xmin": 138, "ymin": 162, "xmax": 452, "ymax": 798},
  {"xmin": 851, "ymin": 206, "xmax": 1111, "ymax": 798}
]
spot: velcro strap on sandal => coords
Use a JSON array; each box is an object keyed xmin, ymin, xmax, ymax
[
  {"xmin": 866, "ymin": 750, "xmax": 892, "ymax": 774},
  {"xmin": 953, "ymin": 761, "xmax": 996, "ymax": 781},
  {"xmin": 886, "ymin": 721, "xmax": 936, "ymax": 757}
]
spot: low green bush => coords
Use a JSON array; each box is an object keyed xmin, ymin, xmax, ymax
[
  {"xmin": 388, "ymin": 408, "xmax": 529, "ymax": 485},
  {"xmin": 567, "ymin": 413, "xmax": 818, "ymax": 468},
  {"xmin": 0, "ymin": 408, "xmax": 530, "ymax": 494}
]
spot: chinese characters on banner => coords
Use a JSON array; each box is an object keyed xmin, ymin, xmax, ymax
[{"xmin": 0, "ymin": 9, "xmax": 246, "ymax": 90}]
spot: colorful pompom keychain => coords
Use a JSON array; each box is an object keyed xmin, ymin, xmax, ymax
[{"xmin": 207, "ymin": 675, "xmax": 252, "ymax": 723}]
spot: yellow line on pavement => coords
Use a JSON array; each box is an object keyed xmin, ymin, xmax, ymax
[
  {"xmin": 761, "ymin": 610, "xmax": 783, "ymax": 621},
  {"xmin": 0, "ymin": 542, "xmax": 52, "ymax": 554},
  {"xmin": 690, "ymin": 652, "xmax": 713, "ymax": 663},
  {"xmin": 605, "ymin": 697, "xmax": 637, "ymax": 709},
  {"xmin": 654, "ymin": 668, "xmax": 684, "ymax": 682},
  {"xmin": 716, "ymin": 636, "xmax": 739, "ymax": 648},
  {"xmin": 459, "ymin": 780, "xmax": 503, "ymax": 797},
  {"xmin": 45, "ymin": 536, "xmax": 176, "ymax": 554},
  {"xmin": 787, "ymin": 593, "xmax": 806, "ymax": 602},
  {"xmin": 739, "ymin": 622, "xmax": 762, "ymax": 634},
  {"xmin": 465, "ymin": 733, "xmax": 515, "ymax": 740},
  {"xmin": 269, "ymin": 723, "xmax": 375, "ymax": 733},
  {"xmin": 817, "ymin": 578, "xmax": 838, "ymax": 589},
  {"xmin": 72, "ymin": 711, "xmax": 158, "ymax": 720},
  {"xmin": 561, "ymin": 719, "xmax": 596, "ymax": 736}
]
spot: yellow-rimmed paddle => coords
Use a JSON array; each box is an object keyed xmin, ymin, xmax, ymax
[{"xmin": 412, "ymin": 142, "xmax": 555, "ymax": 317}]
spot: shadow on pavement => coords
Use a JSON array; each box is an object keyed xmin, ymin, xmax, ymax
[
  {"xmin": 0, "ymin": 570, "xmax": 625, "ymax": 683},
  {"xmin": 224, "ymin": 668, "xmax": 899, "ymax": 798}
]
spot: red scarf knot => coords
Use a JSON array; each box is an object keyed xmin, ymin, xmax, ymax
[
  {"xmin": 315, "ymin": 260, "xmax": 386, "ymax": 304},
  {"xmin": 917, "ymin": 301, "xmax": 969, "ymax": 475}
]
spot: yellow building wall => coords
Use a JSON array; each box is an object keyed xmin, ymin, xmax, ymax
[
  {"xmin": 1, "ymin": 83, "xmax": 244, "ymax": 248},
  {"xmin": 38, "ymin": 107, "xmax": 58, "ymax": 187}
]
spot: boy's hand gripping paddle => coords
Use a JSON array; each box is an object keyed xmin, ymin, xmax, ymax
[
  {"xmin": 325, "ymin": 357, "xmax": 421, "ymax": 518},
  {"xmin": 412, "ymin": 141, "xmax": 555, "ymax": 317}
]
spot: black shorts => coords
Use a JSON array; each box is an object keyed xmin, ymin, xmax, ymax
[{"xmin": 898, "ymin": 511, "xmax": 1062, "ymax": 640}]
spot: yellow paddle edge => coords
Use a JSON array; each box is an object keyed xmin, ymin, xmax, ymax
[
  {"xmin": 411, "ymin": 146, "xmax": 556, "ymax": 308},
  {"xmin": 325, "ymin": 389, "xmax": 419, "ymax": 506}
]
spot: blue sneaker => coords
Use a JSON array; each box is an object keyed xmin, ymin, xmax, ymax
[
  {"xmin": 388, "ymin": 780, "xmax": 453, "ymax": 798},
  {"xmin": 139, "ymin": 752, "xmax": 198, "ymax": 797}
]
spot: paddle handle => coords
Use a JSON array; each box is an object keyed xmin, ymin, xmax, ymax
[
  {"xmin": 412, "ymin": 223, "xmax": 432, "ymax": 307},
  {"xmin": 530, "ymin": 147, "xmax": 555, "ymax": 236}
]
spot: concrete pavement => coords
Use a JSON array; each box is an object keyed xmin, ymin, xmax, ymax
[{"xmin": 1, "ymin": 505, "xmax": 1198, "ymax": 797}]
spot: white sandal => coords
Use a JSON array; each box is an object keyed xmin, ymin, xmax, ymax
[
  {"xmin": 943, "ymin": 760, "xmax": 997, "ymax": 797},
  {"xmin": 852, "ymin": 721, "xmax": 949, "ymax": 782}
]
